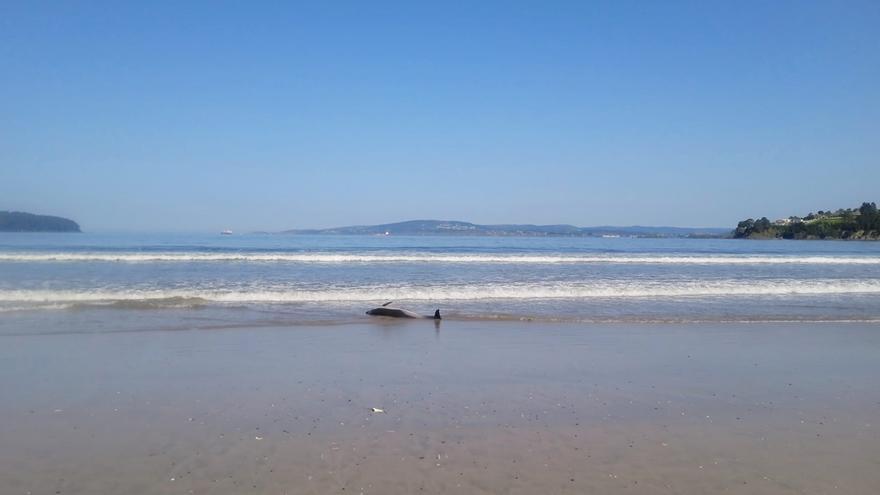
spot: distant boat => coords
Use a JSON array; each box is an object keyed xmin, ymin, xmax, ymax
[
  {"xmin": 601, "ymin": 234, "xmax": 620, "ymax": 238},
  {"xmin": 221, "ymin": 230, "xmax": 233, "ymax": 235}
]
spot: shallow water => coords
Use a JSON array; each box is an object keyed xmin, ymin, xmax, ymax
[{"xmin": 1, "ymin": 233, "xmax": 879, "ymax": 334}]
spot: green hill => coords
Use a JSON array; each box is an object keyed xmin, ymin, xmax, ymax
[
  {"xmin": 282, "ymin": 220, "xmax": 730, "ymax": 238},
  {"xmin": 734, "ymin": 202, "xmax": 879, "ymax": 240}
]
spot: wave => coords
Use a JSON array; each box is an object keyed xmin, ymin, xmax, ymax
[
  {"xmin": 1, "ymin": 252, "xmax": 879, "ymax": 265},
  {"xmin": 2, "ymin": 279, "xmax": 880, "ymax": 310}
]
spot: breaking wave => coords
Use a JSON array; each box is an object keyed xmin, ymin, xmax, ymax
[{"xmin": 2, "ymin": 279, "xmax": 880, "ymax": 311}]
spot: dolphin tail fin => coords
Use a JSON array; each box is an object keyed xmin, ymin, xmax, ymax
[{"xmin": 433, "ymin": 309, "xmax": 441, "ymax": 320}]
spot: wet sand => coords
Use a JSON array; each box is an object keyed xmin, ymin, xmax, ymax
[{"xmin": 1, "ymin": 321, "xmax": 879, "ymax": 494}]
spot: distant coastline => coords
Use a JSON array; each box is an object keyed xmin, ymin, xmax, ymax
[
  {"xmin": 0, "ymin": 211, "xmax": 81, "ymax": 232},
  {"xmin": 280, "ymin": 220, "xmax": 729, "ymax": 238},
  {"xmin": 734, "ymin": 202, "xmax": 879, "ymax": 240}
]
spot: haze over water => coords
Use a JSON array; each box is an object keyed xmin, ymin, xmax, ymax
[{"xmin": 2, "ymin": 233, "xmax": 879, "ymax": 335}]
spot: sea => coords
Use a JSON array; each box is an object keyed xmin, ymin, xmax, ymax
[{"xmin": 1, "ymin": 232, "xmax": 879, "ymax": 335}]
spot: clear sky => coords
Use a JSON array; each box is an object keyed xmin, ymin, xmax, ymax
[{"xmin": 2, "ymin": 1, "xmax": 878, "ymax": 232}]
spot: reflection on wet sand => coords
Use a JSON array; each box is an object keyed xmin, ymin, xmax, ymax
[{"xmin": 1, "ymin": 321, "xmax": 878, "ymax": 494}]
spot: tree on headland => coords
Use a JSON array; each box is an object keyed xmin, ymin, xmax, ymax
[
  {"xmin": 858, "ymin": 202, "xmax": 878, "ymax": 231},
  {"xmin": 754, "ymin": 217, "xmax": 772, "ymax": 233},
  {"xmin": 735, "ymin": 218, "xmax": 756, "ymax": 237}
]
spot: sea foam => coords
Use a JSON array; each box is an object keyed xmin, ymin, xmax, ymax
[{"xmin": 2, "ymin": 279, "xmax": 879, "ymax": 311}]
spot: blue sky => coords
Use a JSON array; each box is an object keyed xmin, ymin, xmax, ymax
[{"xmin": 2, "ymin": 1, "xmax": 878, "ymax": 231}]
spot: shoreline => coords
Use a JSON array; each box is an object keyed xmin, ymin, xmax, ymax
[{"xmin": 4, "ymin": 312, "xmax": 880, "ymax": 338}]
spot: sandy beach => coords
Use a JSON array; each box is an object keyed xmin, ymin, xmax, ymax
[
  {"xmin": 5, "ymin": 0, "xmax": 880, "ymax": 492},
  {"xmin": 1, "ymin": 320, "xmax": 878, "ymax": 494}
]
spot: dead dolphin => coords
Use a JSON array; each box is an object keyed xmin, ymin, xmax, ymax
[{"xmin": 366, "ymin": 302, "xmax": 441, "ymax": 320}]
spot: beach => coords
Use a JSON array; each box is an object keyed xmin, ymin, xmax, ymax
[
  {"xmin": 6, "ymin": 1, "xmax": 880, "ymax": 492},
  {"xmin": 3, "ymin": 320, "xmax": 878, "ymax": 494}
]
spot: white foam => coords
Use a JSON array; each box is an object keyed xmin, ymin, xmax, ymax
[
  {"xmin": 2, "ymin": 279, "xmax": 879, "ymax": 309},
  {"xmin": 0, "ymin": 252, "xmax": 878, "ymax": 265}
]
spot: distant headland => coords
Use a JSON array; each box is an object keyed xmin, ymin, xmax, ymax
[
  {"xmin": 281, "ymin": 220, "xmax": 729, "ymax": 238},
  {"xmin": 734, "ymin": 202, "xmax": 879, "ymax": 240},
  {"xmin": 0, "ymin": 211, "xmax": 81, "ymax": 232}
]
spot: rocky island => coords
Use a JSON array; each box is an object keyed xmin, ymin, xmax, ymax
[{"xmin": 0, "ymin": 211, "xmax": 81, "ymax": 232}]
